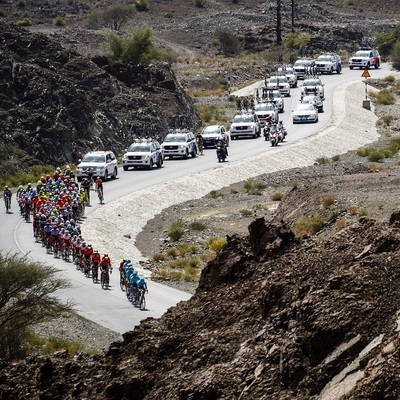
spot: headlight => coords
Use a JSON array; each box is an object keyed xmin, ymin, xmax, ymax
[{"xmin": 144, "ymin": 155, "xmax": 150, "ymax": 160}]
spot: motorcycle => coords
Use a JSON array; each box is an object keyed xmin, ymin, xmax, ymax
[
  {"xmin": 263, "ymin": 125, "xmax": 270, "ymax": 141},
  {"xmin": 216, "ymin": 144, "xmax": 227, "ymax": 162},
  {"xmin": 277, "ymin": 122, "xmax": 287, "ymax": 142},
  {"xmin": 270, "ymin": 131, "xmax": 279, "ymax": 147}
]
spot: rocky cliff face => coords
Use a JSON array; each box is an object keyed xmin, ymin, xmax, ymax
[
  {"xmin": 0, "ymin": 21, "xmax": 201, "ymax": 174},
  {"xmin": 2, "ymin": 211, "xmax": 400, "ymax": 399}
]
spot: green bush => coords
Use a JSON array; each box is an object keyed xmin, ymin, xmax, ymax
[
  {"xmin": 244, "ymin": 180, "xmax": 267, "ymax": 195},
  {"xmin": 379, "ymin": 115, "xmax": 395, "ymax": 126},
  {"xmin": 189, "ymin": 220, "xmax": 206, "ymax": 231},
  {"xmin": 270, "ymin": 192, "xmax": 283, "ymax": 201},
  {"xmin": 167, "ymin": 220, "xmax": 185, "ymax": 241},
  {"xmin": 105, "ymin": 27, "xmax": 164, "ymax": 65},
  {"xmin": 209, "ymin": 190, "xmax": 223, "ymax": 198},
  {"xmin": 53, "ymin": 15, "xmax": 65, "ymax": 26},
  {"xmin": 208, "ymin": 237, "xmax": 227, "ymax": 252},
  {"xmin": 164, "ymin": 11, "xmax": 174, "ymax": 18},
  {"xmin": 315, "ymin": 156, "xmax": 330, "ymax": 165},
  {"xmin": 367, "ymin": 149, "xmax": 386, "ymax": 162},
  {"xmin": 16, "ymin": 17, "xmax": 32, "ymax": 26},
  {"xmin": 134, "ymin": 0, "xmax": 149, "ymax": 11},
  {"xmin": 393, "ymin": 42, "xmax": 400, "ymax": 71},
  {"xmin": 292, "ymin": 215, "xmax": 325, "ymax": 238},
  {"xmin": 215, "ymin": 28, "xmax": 241, "ymax": 56},
  {"xmin": 87, "ymin": 4, "xmax": 135, "ymax": 31},
  {"xmin": 331, "ymin": 154, "xmax": 341, "ymax": 161},
  {"xmin": 0, "ymin": 8, "xmax": 5, "ymax": 16},
  {"xmin": 239, "ymin": 209, "xmax": 252, "ymax": 217},
  {"xmin": 17, "ymin": 0, "xmax": 25, "ymax": 8},
  {"xmin": 383, "ymin": 75, "xmax": 395, "ymax": 83},
  {"xmin": 375, "ymin": 89, "xmax": 396, "ymax": 105}
]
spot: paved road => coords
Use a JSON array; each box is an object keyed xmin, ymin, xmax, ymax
[{"xmin": 0, "ymin": 65, "xmax": 394, "ymax": 334}]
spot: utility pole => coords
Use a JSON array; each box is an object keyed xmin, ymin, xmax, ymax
[
  {"xmin": 291, "ymin": 0, "xmax": 295, "ymax": 33},
  {"xmin": 277, "ymin": 0, "xmax": 282, "ymax": 47}
]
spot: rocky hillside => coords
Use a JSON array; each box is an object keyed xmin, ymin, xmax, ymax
[
  {"xmin": 3, "ymin": 209, "xmax": 400, "ymax": 398},
  {"xmin": 0, "ymin": 20, "xmax": 200, "ymax": 174}
]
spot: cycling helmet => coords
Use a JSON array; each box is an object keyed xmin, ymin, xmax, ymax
[
  {"xmin": 4, "ymin": 185, "xmax": 8, "ymax": 189},
  {"xmin": 140, "ymin": 278, "xmax": 145, "ymax": 283},
  {"xmin": 94, "ymin": 249, "xmax": 98, "ymax": 253}
]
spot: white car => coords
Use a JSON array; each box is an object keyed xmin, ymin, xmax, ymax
[
  {"xmin": 230, "ymin": 113, "xmax": 261, "ymax": 140},
  {"xmin": 267, "ymin": 75, "xmax": 291, "ymax": 97},
  {"xmin": 122, "ymin": 139, "xmax": 164, "ymax": 170},
  {"xmin": 254, "ymin": 102, "xmax": 279, "ymax": 125},
  {"xmin": 292, "ymin": 103, "xmax": 319, "ymax": 124},
  {"xmin": 293, "ymin": 59, "xmax": 317, "ymax": 79},
  {"xmin": 300, "ymin": 78, "xmax": 324, "ymax": 99},
  {"xmin": 277, "ymin": 66, "xmax": 298, "ymax": 87},
  {"xmin": 348, "ymin": 49, "xmax": 381, "ymax": 70},
  {"xmin": 315, "ymin": 54, "xmax": 342, "ymax": 74},
  {"xmin": 161, "ymin": 130, "xmax": 198, "ymax": 159},
  {"xmin": 76, "ymin": 150, "xmax": 118, "ymax": 182},
  {"xmin": 301, "ymin": 95, "xmax": 324, "ymax": 113}
]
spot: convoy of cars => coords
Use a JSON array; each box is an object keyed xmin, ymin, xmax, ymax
[{"xmin": 80, "ymin": 48, "xmax": 381, "ymax": 171}]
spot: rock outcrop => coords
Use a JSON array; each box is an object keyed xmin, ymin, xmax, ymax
[
  {"xmin": 2, "ymin": 215, "xmax": 400, "ymax": 399},
  {"xmin": 0, "ymin": 21, "xmax": 201, "ymax": 174}
]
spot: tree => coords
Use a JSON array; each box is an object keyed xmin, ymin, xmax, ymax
[
  {"xmin": 376, "ymin": 25, "xmax": 400, "ymax": 59},
  {"xmin": 0, "ymin": 253, "xmax": 73, "ymax": 359},
  {"xmin": 105, "ymin": 27, "xmax": 164, "ymax": 65},
  {"xmin": 87, "ymin": 4, "xmax": 135, "ymax": 31},
  {"xmin": 392, "ymin": 41, "xmax": 400, "ymax": 71},
  {"xmin": 215, "ymin": 28, "xmax": 241, "ymax": 56}
]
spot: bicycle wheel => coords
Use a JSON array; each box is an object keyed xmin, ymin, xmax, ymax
[{"xmin": 140, "ymin": 294, "xmax": 146, "ymax": 310}]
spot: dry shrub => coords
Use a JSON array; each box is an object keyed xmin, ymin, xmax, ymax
[
  {"xmin": 321, "ymin": 194, "xmax": 337, "ymax": 210},
  {"xmin": 348, "ymin": 205, "xmax": 358, "ymax": 214},
  {"xmin": 335, "ymin": 218, "xmax": 347, "ymax": 229}
]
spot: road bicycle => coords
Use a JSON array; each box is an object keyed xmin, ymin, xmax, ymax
[
  {"xmin": 100, "ymin": 269, "xmax": 110, "ymax": 290},
  {"xmin": 4, "ymin": 196, "xmax": 11, "ymax": 213},
  {"xmin": 97, "ymin": 188, "xmax": 104, "ymax": 204},
  {"xmin": 138, "ymin": 289, "xmax": 146, "ymax": 310},
  {"xmin": 92, "ymin": 263, "xmax": 99, "ymax": 283}
]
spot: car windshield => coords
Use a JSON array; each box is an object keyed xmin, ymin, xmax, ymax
[
  {"xmin": 296, "ymin": 104, "xmax": 315, "ymax": 111},
  {"xmin": 233, "ymin": 115, "xmax": 254, "ymax": 123},
  {"xmin": 303, "ymin": 80, "xmax": 321, "ymax": 87},
  {"xmin": 354, "ymin": 51, "xmax": 370, "ymax": 57},
  {"xmin": 255, "ymin": 104, "xmax": 274, "ymax": 111},
  {"xmin": 82, "ymin": 155, "xmax": 106, "ymax": 163},
  {"xmin": 202, "ymin": 127, "xmax": 219, "ymax": 134},
  {"xmin": 317, "ymin": 56, "xmax": 333, "ymax": 62},
  {"xmin": 302, "ymin": 96, "xmax": 318, "ymax": 103},
  {"xmin": 164, "ymin": 134, "xmax": 186, "ymax": 142},
  {"xmin": 294, "ymin": 60, "xmax": 311, "ymax": 66},
  {"xmin": 127, "ymin": 144, "xmax": 150, "ymax": 152},
  {"xmin": 270, "ymin": 77, "xmax": 288, "ymax": 84}
]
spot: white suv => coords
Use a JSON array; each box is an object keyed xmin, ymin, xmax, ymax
[
  {"xmin": 122, "ymin": 139, "xmax": 164, "ymax": 170},
  {"xmin": 230, "ymin": 112, "xmax": 261, "ymax": 140},
  {"xmin": 161, "ymin": 130, "xmax": 198, "ymax": 159},
  {"xmin": 76, "ymin": 150, "xmax": 118, "ymax": 182},
  {"xmin": 348, "ymin": 49, "xmax": 381, "ymax": 70},
  {"xmin": 315, "ymin": 54, "xmax": 342, "ymax": 74}
]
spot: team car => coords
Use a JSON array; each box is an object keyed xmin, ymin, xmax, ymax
[
  {"xmin": 277, "ymin": 66, "xmax": 298, "ymax": 88},
  {"xmin": 122, "ymin": 139, "xmax": 164, "ymax": 170},
  {"xmin": 292, "ymin": 103, "xmax": 319, "ymax": 124},
  {"xmin": 76, "ymin": 150, "xmax": 118, "ymax": 182},
  {"xmin": 293, "ymin": 59, "xmax": 317, "ymax": 79},
  {"xmin": 348, "ymin": 49, "xmax": 381, "ymax": 70},
  {"xmin": 266, "ymin": 75, "xmax": 291, "ymax": 97},
  {"xmin": 254, "ymin": 102, "xmax": 279, "ymax": 125},
  {"xmin": 230, "ymin": 112, "xmax": 261, "ymax": 140},
  {"xmin": 161, "ymin": 130, "xmax": 198, "ymax": 159},
  {"xmin": 300, "ymin": 77, "xmax": 325, "ymax": 99},
  {"xmin": 201, "ymin": 125, "xmax": 229, "ymax": 148},
  {"xmin": 301, "ymin": 94, "xmax": 324, "ymax": 113},
  {"xmin": 259, "ymin": 87, "xmax": 285, "ymax": 113},
  {"xmin": 315, "ymin": 53, "xmax": 342, "ymax": 74}
]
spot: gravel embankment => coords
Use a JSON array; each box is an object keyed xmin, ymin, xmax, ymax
[{"xmin": 82, "ymin": 79, "xmax": 383, "ymax": 274}]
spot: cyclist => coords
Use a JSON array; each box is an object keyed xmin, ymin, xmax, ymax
[
  {"xmin": 91, "ymin": 249, "xmax": 101, "ymax": 282},
  {"xmin": 4, "ymin": 186, "xmax": 12, "ymax": 211},
  {"xmin": 138, "ymin": 278, "xmax": 148, "ymax": 294},
  {"xmin": 95, "ymin": 176, "xmax": 103, "ymax": 203},
  {"xmin": 80, "ymin": 178, "xmax": 91, "ymax": 205},
  {"xmin": 100, "ymin": 254, "xmax": 112, "ymax": 287},
  {"xmin": 83, "ymin": 244, "xmax": 94, "ymax": 275}
]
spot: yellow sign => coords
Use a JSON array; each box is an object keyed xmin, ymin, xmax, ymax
[{"xmin": 361, "ymin": 69, "xmax": 371, "ymax": 78}]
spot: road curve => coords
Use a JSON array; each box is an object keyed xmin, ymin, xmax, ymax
[{"xmin": 0, "ymin": 65, "xmax": 396, "ymax": 333}]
